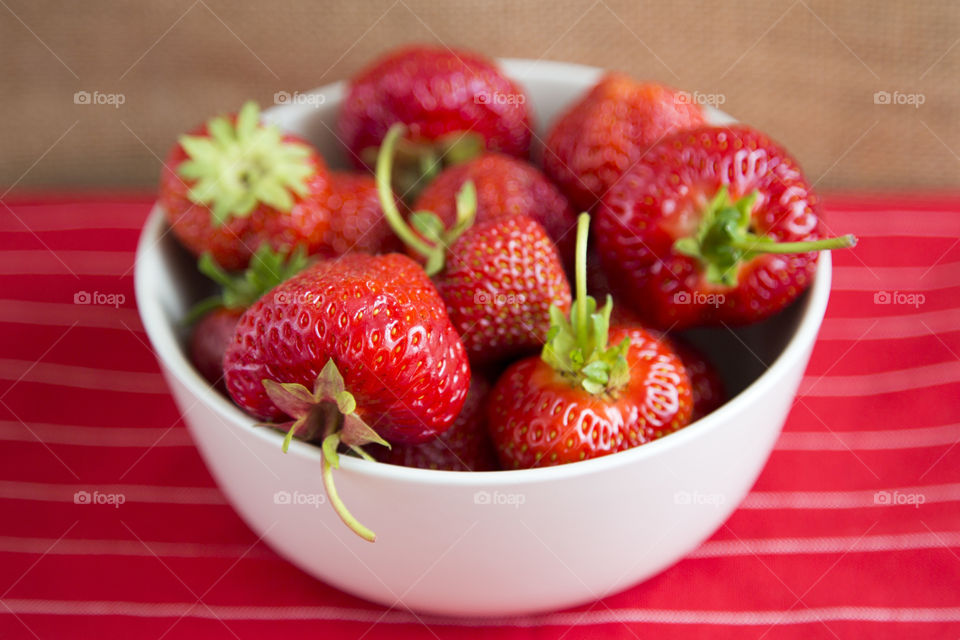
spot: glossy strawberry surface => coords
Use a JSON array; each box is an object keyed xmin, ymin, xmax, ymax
[
  {"xmin": 595, "ymin": 125, "xmax": 826, "ymax": 329},
  {"xmin": 339, "ymin": 46, "xmax": 532, "ymax": 167},
  {"xmin": 543, "ymin": 74, "xmax": 705, "ymax": 212},
  {"xmin": 489, "ymin": 326, "xmax": 692, "ymax": 469},
  {"xmin": 435, "ymin": 214, "xmax": 571, "ymax": 365},
  {"xmin": 413, "ymin": 153, "xmax": 577, "ymax": 264},
  {"xmin": 223, "ymin": 253, "xmax": 470, "ymax": 443},
  {"xmin": 321, "ymin": 172, "xmax": 403, "ymax": 257},
  {"xmin": 376, "ymin": 376, "xmax": 499, "ymax": 471},
  {"xmin": 159, "ymin": 121, "xmax": 333, "ymax": 271}
]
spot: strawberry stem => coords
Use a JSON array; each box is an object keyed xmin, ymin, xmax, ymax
[
  {"xmin": 574, "ymin": 213, "xmax": 589, "ymax": 345},
  {"xmin": 673, "ymin": 186, "xmax": 858, "ymax": 287},
  {"xmin": 320, "ymin": 418, "xmax": 376, "ymax": 543},
  {"xmin": 376, "ymin": 123, "xmax": 477, "ymax": 276},
  {"xmin": 264, "ymin": 360, "xmax": 386, "ymax": 542},
  {"xmin": 731, "ymin": 234, "xmax": 857, "ymax": 254},
  {"xmin": 542, "ymin": 214, "xmax": 631, "ymax": 396},
  {"xmin": 362, "ymin": 130, "xmax": 483, "ymax": 202},
  {"xmin": 376, "ymin": 125, "xmax": 438, "ymax": 259}
]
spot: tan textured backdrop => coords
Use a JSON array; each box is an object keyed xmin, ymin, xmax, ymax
[{"xmin": 1, "ymin": 0, "xmax": 958, "ymax": 190}]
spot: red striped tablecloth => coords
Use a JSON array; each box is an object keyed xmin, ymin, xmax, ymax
[{"xmin": 0, "ymin": 193, "xmax": 958, "ymax": 639}]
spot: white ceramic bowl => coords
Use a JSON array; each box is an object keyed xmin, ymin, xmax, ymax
[{"xmin": 135, "ymin": 59, "xmax": 831, "ymax": 617}]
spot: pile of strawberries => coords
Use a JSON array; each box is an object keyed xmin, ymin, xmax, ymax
[{"xmin": 160, "ymin": 46, "xmax": 854, "ymax": 541}]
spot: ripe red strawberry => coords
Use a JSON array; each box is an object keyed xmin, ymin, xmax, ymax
[
  {"xmin": 377, "ymin": 125, "xmax": 571, "ymax": 365},
  {"xmin": 543, "ymin": 74, "xmax": 705, "ymax": 212},
  {"xmin": 436, "ymin": 214, "xmax": 571, "ymax": 364},
  {"xmin": 339, "ymin": 46, "xmax": 532, "ymax": 195},
  {"xmin": 224, "ymin": 253, "xmax": 470, "ymax": 541},
  {"xmin": 489, "ymin": 215, "xmax": 693, "ymax": 469},
  {"xmin": 188, "ymin": 245, "xmax": 311, "ymax": 389},
  {"xmin": 319, "ymin": 172, "xmax": 403, "ymax": 257},
  {"xmin": 159, "ymin": 101, "xmax": 333, "ymax": 270},
  {"xmin": 413, "ymin": 153, "xmax": 577, "ymax": 265},
  {"xmin": 595, "ymin": 125, "xmax": 856, "ymax": 329},
  {"xmin": 224, "ymin": 253, "xmax": 468, "ymax": 440},
  {"xmin": 376, "ymin": 376, "xmax": 499, "ymax": 472}
]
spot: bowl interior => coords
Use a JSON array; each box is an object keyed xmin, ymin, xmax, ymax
[{"xmin": 139, "ymin": 58, "xmax": 824, "ymax": 478}]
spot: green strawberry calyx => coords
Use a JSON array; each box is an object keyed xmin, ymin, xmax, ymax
[
  {"xmin": 673, "ymin": 186, "xmax": 857, "ymax": 287},
  {"xmin": 262, "ymin": 359, "xmax": 389, "ymax": 543},
  {"xmin": 186, "ymin": 244, "xmax": 310, "ymax": 323},
  {"xmin": 176, "ymin": 101, "xmax": 315, "ymax": 226},
  {"xmin": 542, "ymin": 213, "xmax": 631, "ymax": 397},
  {"xmin": 362, "ymin": 128, "xmax": 484, "ymax": 202},
  {"xmin": 376, "ymin": 123, "xmax": 477, "ymax": 276}
]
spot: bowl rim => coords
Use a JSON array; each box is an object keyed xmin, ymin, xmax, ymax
[{"xmin": 134, "ymin": 57, "xmax": 832, "ymax": 488}]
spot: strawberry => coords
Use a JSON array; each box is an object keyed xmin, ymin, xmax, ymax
[
  {"xmin": 188, "ymin": 245, "xmax": 311, "ymax": 389},
  {"xmin": 224, "ymin": 252, "xmax": 469, "ymax": 438},
  {"xmin": 670, "ymin": 339, "xmax": 725, "ymax": 421},
  {"xmin": 189, "ymin": 307, "xmax": 243, "ymax": 389},
  {"xmin": 489, "ymin": 214, "xmax": 693, "ymax": 469},
  {"xmin": 595, "ymin": 125, "xmax": 856, "ymax": 329},
  {"xmin": 377, "ymin": 125, "xmax": 571, "ymax": 365},
  {"xmin": 436, "ymin": 214, "xmax": 572, "ymax": 365},
  {"xmin": 339, "ymin": 46, "xmax": 532, "ymax": 197},
  {"xmin": 223, "ymin": 252, "xmax": 470, "ymax": 541},
  {"xmin": 159, "ymin": 101, "xmax": 333, "ymax": 270},
  {"xmin": 319, "ymin": 172, "xmax": 403, "ymax": 257},
  {"xmin": 413, "ymin": 153, "xmax": 577, "ymax": 265},
  {"xmin": 376, "ymin": 376, "xmax": 499, "ymax": 472},
  {"xmin": 543, "ymin": 74, "xmax": 705, "ymax": 212}
]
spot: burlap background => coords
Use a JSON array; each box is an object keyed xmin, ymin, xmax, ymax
[{"xmin": 2, "ymin": 1, "xmax": 957, "ymax": 190}]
